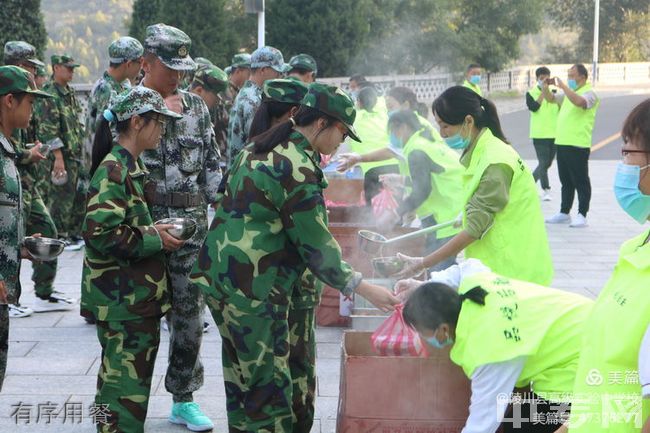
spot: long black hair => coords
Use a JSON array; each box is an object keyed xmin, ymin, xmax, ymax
[
  {"xmin": 251, "ymin": 105, "xmax": 337, "ymax": 154},
  {"xmin": 388, "ymin": 109, "xmax": 435, "ymax": 141},
  {"xmin": 433, "ymin": 86, "xmax": 508, "ymax": 143},
  {"xmin": 403, "ymin": 282, "xmax": 488, "ymax": 331},
  {"xmin": 248, "ymin": 100, "xmax": 298, "ymax": 138}
]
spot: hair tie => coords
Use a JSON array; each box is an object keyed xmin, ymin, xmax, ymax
[
  {"xmin": 103, "ymin": 109, "xmax": 116, "ymax": 123},
  {"xmin": 289, "ymin": 117, "xmax": 296, "ymax": 127}
]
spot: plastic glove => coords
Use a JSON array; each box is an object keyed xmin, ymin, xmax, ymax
[
  {"xmin": 336, "ymin": 153, "xmax": 361, "ymax": 172},
  {"xmin": 391, "ymin": 253, "xmax": 426, "ymax": 279}
]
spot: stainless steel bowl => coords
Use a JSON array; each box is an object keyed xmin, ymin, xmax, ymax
[
  {"xmin": 371, "ymin": 256, "xmax": 405, "ymax": 277},
  {"xmin": 358, "ymin": 230, "xmax": 387, "ymax": 254},
  {"xmin": 155, "ymin": 218, "xmax": 197, "ymax": 241},
  {"xmin": 23, "ymin": 236, "xmax": 66, "ymax": 261}
]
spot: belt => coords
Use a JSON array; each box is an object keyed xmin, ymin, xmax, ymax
[{"xmin": 147, "ymin": 190, "xmax": 203, "ymax": 208}]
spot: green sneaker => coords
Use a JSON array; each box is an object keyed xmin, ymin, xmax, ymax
[{"xmin": 169, "ymin": 402, "xmax": 214, "ymax": 432}]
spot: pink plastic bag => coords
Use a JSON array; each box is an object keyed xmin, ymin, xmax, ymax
[
  {"xmin": 371, "ymin": 187, "xmax": 398, "ymax": 220},
  {"xmin": 371, "ymin": 304, "xmax": 427, "ymax": 357}
]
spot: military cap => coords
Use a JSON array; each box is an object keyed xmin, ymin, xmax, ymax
[
  {"xmin": 262, "ymin": 78, "xmax": 308, "ymax": 105},
  {"xmin": 35, "ymin": 65, "xmax": 47, "ymax": 77},
  {"xmin": 0, "ymin": 65, "xmax": 52, "ymax": 98},
  {"xmin": 302, "ymin": 83, "xmax": 360, "ymax": 142},
  {"xmin": 108, "ymin": 36, "xmax": 144, "ymax": 63},
  {"xmin": 106, "ymin": 86, "xmax": 182, "ymax": 122},
  {"xmin": 250, "ymin": 46, "xmax": 289, "ymax": 74},
  {"xmin": 230, "ymin": 53, "xmax": 251, "ymax": 69},
  {"xmin": 51, "ymin": 54, "xmax": 80, "ymax": 68},
  {"xmin": 193, "ymin": 65, "xmax": 228, "ymax": 94},
  {"xmin": 195, "ymin": 57, "xmax": 214, "ymax": 67},
  {"xmin": 289, "ymin": 54, "xmax": 317, "ymax": 74},
  {"xmin": 144, "ymin": 23, "xmax": 195, "ymax": 71},
  {"xmin": 3, "ymin": 41, "xmax": 44, "ymax": 68}
]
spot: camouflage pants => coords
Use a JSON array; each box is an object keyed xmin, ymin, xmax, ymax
[
  {"xmin": 24, "ymin": 192, "xmax": 58, "ymax": 298},
  {"xmin": 0, "ymin": 305, "xmax": 8, "ymax": 392},
  {"xmin": 288, "ymin": 307, "xmax": 316, "ymax": 433},
  {"xmin": 164, "ymin": 251, "xmax": 205, "ymax": 402},
  {"xmin": 48, "ymin": 157, "xmax": 87, "ymax": 239},
  {"xmin": 95, "ymin": 317, "xmax": 161, "ymax": 433}
]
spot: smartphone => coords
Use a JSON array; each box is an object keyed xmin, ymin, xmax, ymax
[{"xmin": 545, "ymin": 78, "xmax": 556, "ymax": 85}]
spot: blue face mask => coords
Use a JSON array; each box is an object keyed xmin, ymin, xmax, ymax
[
  {"xmin": 387, "ymin": 109, "xmax": 398, "ymax": 118},
  {"xmin": 444, "ymin": 123, "xmax": 471, "ymax": 150},
  {"xmin": 614, "ymin": 162, "xmax": 650, "ymax": 224},
  {"xmin": 538, "ymin": 80, "xmax": 544, "ymax": 88},
  {"xmin": 567, "ymin": 79, "xmax": 578, "ymax": 90},
  {"xmin": 469, "ymin": 75, "xmax": 481, "ymax": 85},
  {"xmin": 425, "ymin": 333, "xmax": 454, "ymax": 349},
  {"xmin": 388, "ymin": 132, "xmax": 404, "ymax": 157}
]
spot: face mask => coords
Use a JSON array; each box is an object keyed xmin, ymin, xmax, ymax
[
  {"xmin": 538, "ymin": 80, "xmax": 544, "ymax": 88},
  {"xmin": 614, "ymin": 162, "xmax": 650, "ymax": 224},
  {"xmin": 469, "ymin": 75, "xmax": 481, "ymax": 85},
  {"xmin": 425, "ymin": 332, "xmax": 454, "ymax": 349},
  {"xmin": 567, "ymin": 79, "xmax": 578, "ymax": 90},
  {"xmin": 387, "ymin": 109, "xmax": 398, "ymax": 118},
  {"xmin": 444, "ymin": 123, "xmax": 471, "ymax": 150},
  {"xmin": 350, "ymin": 90, "xmax": 359, "ymax": 101}
]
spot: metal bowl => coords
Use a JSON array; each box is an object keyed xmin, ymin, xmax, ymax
[
  {"xmin": 358, "ymin": 230, "xmax": 387, "ymax": 255},
  {"xmin": 371, "ymin": 256, "xmax": 405, "ymax": 278},
  {"xmin": 155, "ymin": 218, "xmax": 197, "ymax": 240},
  {"xmin": 23, "ymin": 236, "xmax": 65, "ymax": 261}
]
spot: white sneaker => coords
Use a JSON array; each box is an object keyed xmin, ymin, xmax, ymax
[
  {"xmin": 33, "ymin": 292, "xmax": 77, "ymax": 312},
  {"xmin": 541, "ymin": 189, "xmax": 552, "ymax": 201},
  {"xmin": 545, "ymin": 212, "xmax": 571, "ymax": 224},
  {"xmin": 569, "ymin": 213, "xmax": 588, "ymax": 228},
  {"xmin": 9, "ymin": 304, "xmax": 33, "ymax": 318}
]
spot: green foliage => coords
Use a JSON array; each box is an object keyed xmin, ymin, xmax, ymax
[
  {"xmin": 129, "ymin": 0, "xmax": 160, "ymax": 44},
  {"xmin": 0, "ymin": 0, "xmax": 48, "ymax": 63}
]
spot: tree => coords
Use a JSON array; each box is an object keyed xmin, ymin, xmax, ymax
[
  {"xmin": 129, "ymin": 0, "xmax": 161, "ymax": 45},
  {"xmin": 0, "ymin": 0, "xmax": 47, "ymax": 63}
]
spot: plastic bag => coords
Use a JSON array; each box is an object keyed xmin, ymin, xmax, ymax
[
  {"xmin": 371, "ymin": 304, "xmax": 427, "ymax": 357},
  {"xmin": 371, "ymin": 187, "xmax": 398, "ymax": 220}
]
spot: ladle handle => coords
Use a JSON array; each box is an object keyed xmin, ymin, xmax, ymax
[{"xmin": 384, "ymin": 219, "xmax": 458, "ymax": 245}]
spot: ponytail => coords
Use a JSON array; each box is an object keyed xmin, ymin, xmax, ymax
[
  {"xmin": 90, "ymin": 111, "xmax": 130, "ymax": 177},
  {"xmin": 477, "ymin": 97, "xmax": 508, "ymax": 144},
  {"xmin": 458, "ymin": 286, "xmax": 488, "ymax": 306},
  {"xmin": 248, "ymin": 100, "xmax": 297, "ymax": 139}
]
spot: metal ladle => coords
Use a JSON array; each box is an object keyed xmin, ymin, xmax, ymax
[{"xmin": 358, "ymin": 219, "xmax": 459, "ymax": 255}]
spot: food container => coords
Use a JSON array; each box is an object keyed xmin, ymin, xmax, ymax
[
  {"xmin": 23, "ymin": 236, "xmax": 65, "ymax": 261},
  {"xmin": 155, "ymin": 218, "xmax": 197, "ymax": 240}
]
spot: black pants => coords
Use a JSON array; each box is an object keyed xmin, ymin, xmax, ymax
[
  {"xmin": 502, "ymin": 393, "xmax": 570, "ymax": 433},
  {"xmin": 363, "ymin": 164, "xmax": 400, "ymax": 207},
  {"xmin": 556, "ymin": 145, "xmax": 591, "ymax": 216},
  {"xmin": 532, "ymin": 138, "xmax": 556, "ymax": 190}
]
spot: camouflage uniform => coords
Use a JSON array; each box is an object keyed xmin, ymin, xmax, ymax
[
  {"xmin": 214, "ymin": 54, "xmax": 250, "ymax": 160},
  {"xmin": 139, "ymin": 24, "xmax": 222, "ymax": 404},
  {"xmin": 81, "ymin": 86, "xmax": 181, "ymax": 433},
  {"xmin": 0, "ymin": 66, "xmax": 52, "ymax": 390},
  {"xmin": 288, "ymin": 53, "xmax": 318, "ymax": 83},
  {"xmin": 36, "ymin": 54, "xmax": 86, "ymax": 240},
  {"xmin": 190, "ymin": 84, "xmax": 362, "ymax": 432}
]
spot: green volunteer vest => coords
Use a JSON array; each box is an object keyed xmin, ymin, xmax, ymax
[
  {"xmin": 555, "ymin": 82, "xmax": 599, "ymax": 148},
  {"xmin": 348, "ymin": 109, "xmax": 395, "ymax": 174},
  {"xmin": 569, "ymin": 231, "xmax": 650, "ymax": 433},
  {"xmin": 462, "ymin": 79, "xmax": 483, "ymax": 97},
  {"xmin": 450, "ymin": 272, "xmax": 593, "ymax": 398},
  {"xmin": 399, "ymin": 131, "xmax": 464, "ymax": 238},
  {"xmin": 528, "ymin": 86, "xmax": 560, "ymax": 139},
  {"xmin": 462, "ymin": 129, "xmax": 553, "ymax": 285}
]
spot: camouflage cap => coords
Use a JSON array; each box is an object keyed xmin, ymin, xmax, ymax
[
  {"xmin": 51, "ymin": 54, "xmax": 80, "ymax": 68},
  {"xmin": 195, "ymin": 57, "xmax": 214, "ymax": 67},
  {"xmin": 302, "ymin": 83, "xmax": 360, "ymax": 142},
  {"xmin": 144, "ymin": 23, "xmax": 195, "ymax": 71},
  {"xmin": 193, "ymin": 65, "xmax": 228, "ymax": 94},
  {"xmin": 289, "ymin": 54, "xmax": 317, "ymax": 74},
  {"xmin": 108, "ymin": 86, "xmax": 182, "ymax": 122},
  {"xmin": 35, "ymin": 65, "xmax": 47, "ymax": 77},
  {"xmin": 250, "ymin": 46, "xmax": 289, "ymax": 74},
  {"xmin": 108, "ymin": 36, "xmax": 144, "ymax": 63},
  {"xmin": 262, "ymin": 78, "xmax": 308, "ymax": 105},
  {"xmin": 230, "ymin": 53, "xmax": 251, "ymax": 69},
  {"xmin": 0, "ymin": 65, "xmax": 52, "ymax": 98},
  {"xmin": 3, "ymin": 41, "xmax": 44, "ymax": 68}
]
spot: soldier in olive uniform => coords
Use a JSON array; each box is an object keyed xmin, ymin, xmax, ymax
[
  {"xmin": 82, "ymin": 86, "xmax": 183, "ymax": 433},
  {"xmin": 191, "ymin": 84, "xmax": 400, "ymax": 432},
  {"xmin": 139, "ymin": 24, "xmax": 220, "ymax": 431},
  {"xmin": 36, "ymin": 54, "xmax": 86, "ymax": 248},
  {"xmin": 288, "ymin": 53, "xmax": 318, "ymax": 84},
  {"xmin": 34, "ymin": 65, "xmax": 47, "ymax": 89},
  {"xmin": 0, "ymin": 66, "xmax": 52, "ymax": 390}
]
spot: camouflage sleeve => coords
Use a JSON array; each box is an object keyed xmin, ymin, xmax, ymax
[
  {"xmin": 87, "ymin": 83, "xmax": 113, "ymax": 133},
  {"xmin": 36, "ymin": 97, "xmax": 64, "ymax": 150},
  {"xmin": 198, "ymin": 101, "xmax": 222, "ymax": 204},
  {"xmin": 83, "ymin": 166, "xmax": 163, "ymax": 260}
]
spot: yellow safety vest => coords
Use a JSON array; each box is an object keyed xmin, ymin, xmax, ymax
[
  {"xmin": 569, "ymin": 230, "xmax": 650, "ymax": 433},
  {"xmin": 451, "ymin": 272, "xmax": 593, "ymax": 398},
  {"xmin": 462, "ymin": 79, "xmax": 483, "ymax": 97},
  {"xmin": 462, "ymin": 129, "xmax": 554, "ymax": 285},
  {"xmin": 555, "ymin": 82, "xmax": 599, "ymax": 148},
  {"xmin": 528, "ymin": 85, "xmax": 560, "ymax": 139},
  {"xmin": 348, "ymin": 109, "xmax": 395, "ymax": 174}
]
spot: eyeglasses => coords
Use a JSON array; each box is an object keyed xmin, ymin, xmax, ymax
[
  {"xmin": 621, "ymin": 149, "xmax": 650, "ymax": 157},
  {"xmin": 335, "ymin": 123, "xmax": 349, "ymax": 141},
  {"xmin": 146, "ymin": 113, "xmax": 169, "ymax": 130}
]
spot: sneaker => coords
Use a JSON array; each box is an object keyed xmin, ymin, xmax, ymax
[
  {"xmin": 545, "ymin": 212, "xmax": 571, "ymax": 224},
  {"xmin": 203, "ymin": 321, "xmax": 211, "ymax": 333},
  {"xmin": 33, "ymin": 292, "xmax": 77, "ymax": 313},
  {"xmin": 569, "ymin": 213, "xmax": 588, "ymax": 228},
  {"xmin": 169, "ymin": 402, "xmax": 214, "ymax": 432},
  {"xmin": 541, "ymin": 189, "xmax": 552, "ymax": 201},
  {"xmin": 9, "ymin": 303, "xmax": 33, "ymax": 318}
]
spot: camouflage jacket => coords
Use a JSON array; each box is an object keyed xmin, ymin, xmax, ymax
[
  {"xmin": 0, "ymin": 133, "xmax": 24, "ymax": 304},
  {"xmin": 12, "ymin": 121, "xmax": 41, "ymax": 195},
  {"xmin": 141, "ymin": 87, "xmax": 222, "ymax": 256},
  {"xmin": 36, "ymin": 80, "xmax": 85, "ymax": 160},
  {"xmin": 190, "ymin": 131, "xmax": 361, "ymax": 314},
  {"xmin": 85, "ymin": 71, "xmax": 131, "ymax": 140},
  {"xmin": 226, "ymin": 80, "xmax": 261, "ymax": 166},
  {"xmin": 213, "ymin": 82, "xmax": 239, "ymax": 161},
  {"xmin": 81, "ymin": 145, "xmax": 169, "ymax": 321}
]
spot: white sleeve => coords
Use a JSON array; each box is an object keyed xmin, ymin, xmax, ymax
[
  {"xmin": 462, "ymin": 357, "xmax": 527, "ymax": 433},
  {"xmin": 582, "ymin": 90, "xmax": 598, "ymax": 109},
  {"xmin": 638, "ymin": 325, "xmax": 650, "ymax": 397},
  {"xmin": 427, "ymin": 259, "xmax": 491, "ymax": 289}
]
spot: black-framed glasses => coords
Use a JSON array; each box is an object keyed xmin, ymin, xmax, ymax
[{"xmin": 621, "ymin": 149, "xmax": 650, "ymax": 157}]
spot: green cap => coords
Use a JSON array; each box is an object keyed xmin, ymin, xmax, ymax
[
  {"xmin": 108, "ymin": 36, "xmax": 144, "ymax": 63},
  {"xmin": 195, "ymin": 57, "xmax": 214, "ymax": 67},
  {"xmin": 193, "ymin": 65, "xmax": 228, "ymax": 94},
  {"xmin": 0, "ymin": 66, "xmax": 52, "ymax": 98},
  {"xmin": 302, "ymin": 83, "xmax": 360, "ymax": 142},
  {"xmin": 107, "ymin": 86, "xmax": 182, "ymax": 122},
  {"xmin": 51, "ymin": 54, "xmax": 80, "ymax": 68},
  {"xmin": 230, "ymin": 53, "xmax": 251, "ymax": 69},
  {"xmin": 35, "ymin": 65, "xmax": 47, "ymax": 77},
  {"xmin": 289, "ymin": 54, "xmax": 317, "ymax": 74},
  {"xmin": 3, "ymin": 41, "xmax": 44, "ymax": 68},
  {"xmin": 263, "ymin": 78, "xmax": 309, "ymax": 104},
  {"xmin": 144, "ymin": 23, "xmax": 195, "ymax": 71}
]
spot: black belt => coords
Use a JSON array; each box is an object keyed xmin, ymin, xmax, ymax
[{"xmin": 148, "ymin": 191, "xmax": 203, "ymax": 208}]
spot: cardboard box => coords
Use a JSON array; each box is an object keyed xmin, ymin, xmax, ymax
[{"xmin": 337, "ymin": 331, "xmax": 471, "ymax": 432}]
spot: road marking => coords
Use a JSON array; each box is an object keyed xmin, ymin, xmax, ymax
[{"xmin": 592, "ymin": 132, "xmax": 621, "ymax": 152}]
